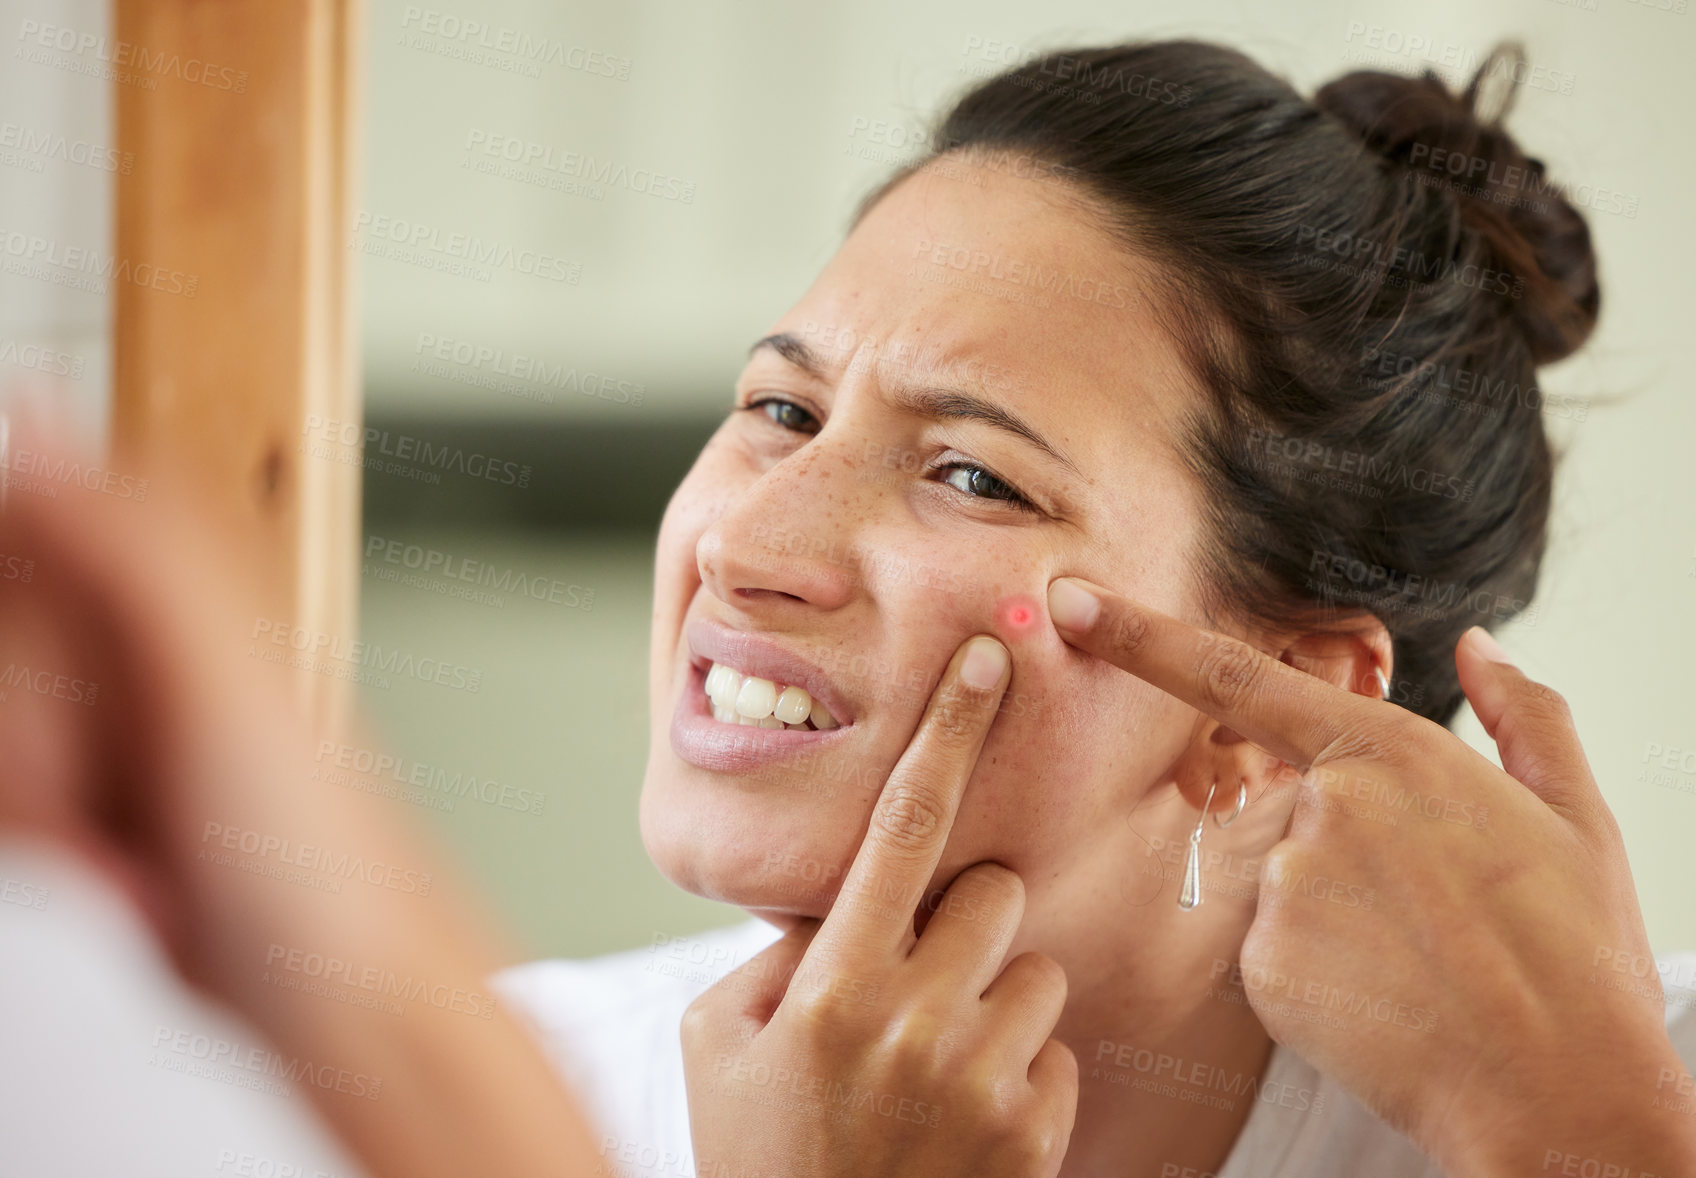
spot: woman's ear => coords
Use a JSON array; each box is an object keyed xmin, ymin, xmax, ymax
[
  {"xmin": 1275, "ymin": 619, "xmax": 1394, "ymax": 700},
  {"xmin": 1172, "ymin": 618, "xmax": 1392, "ymax": 815}
]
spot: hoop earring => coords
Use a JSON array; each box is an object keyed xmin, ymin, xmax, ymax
[
  {"xmin": 1178, "ymin": 779, "xmax": 1217, "ymax": 911},
  {"xmin": 1214, "ymin": 778, "xmax": 1247, "ymax": 829},
  {"xmin": 1373, "ymin": 666, "xmax": 1391, "ymax": 701}
]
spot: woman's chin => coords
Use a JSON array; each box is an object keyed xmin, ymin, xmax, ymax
[
  {"xmin": 644, "ymin": 840, "xmax": 839, "ymax": 920},
  {"xmin": 638, "ymin": 770, "xmax": 854, "ymax": 919}
]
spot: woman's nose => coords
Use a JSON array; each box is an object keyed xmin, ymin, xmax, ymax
[{"xmin": 695, "ymin": 442, "xmax": 867, "ymax": 613}]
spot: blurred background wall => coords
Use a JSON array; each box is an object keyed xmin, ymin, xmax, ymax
[
  {"xmin": 0, "ymin": 0, "xmax": 110, "ymax": 440},
  {"xmin": 348, "ymin": 0, "xmax": 1696, "ymax": 962}
]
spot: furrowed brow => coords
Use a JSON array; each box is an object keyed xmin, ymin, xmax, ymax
[
  {"xmin": 748, "ymin": 333, "xmax": 1082, "ymax": 480},
  {"xmin": 890, "ymin": 385, "xmax": 1082, "ymax": 479}
]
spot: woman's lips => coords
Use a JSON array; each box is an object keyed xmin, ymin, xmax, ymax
[{"xmin": 670, "ymin": 661, "xmax": 854, "ymax": 774}]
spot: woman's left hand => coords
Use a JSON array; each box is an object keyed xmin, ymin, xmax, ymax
[{"xmin": 1045, "ymin": 576, "xmax": 1696, "ymax": 1178}]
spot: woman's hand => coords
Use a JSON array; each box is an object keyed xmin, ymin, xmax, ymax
[
  {"xmin": 1045, "ymin": 576, "xmax": 1696, "ymax": 1178},
  {"xmin": 682, "ymin": 635, "xmax": 1078, "ymax": 1178}
]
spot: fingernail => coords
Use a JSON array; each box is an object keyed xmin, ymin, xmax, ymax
[
  {"xmin": 960, "ymin": 635, "xmax": 1009, "ymax": 690},
  {"xmin": 1048, "ymin": 578, "xmax": 1100, "ymax": 632},
  {"xmin": 1466, "ymin": 626, "xmax": 1515, "ymax": 666}
]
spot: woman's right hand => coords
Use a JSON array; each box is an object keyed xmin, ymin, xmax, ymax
[
  {"xmin": 1043, "ymin": 575, "xmax": 1696, "ymax": 1177},
  {"xmin": 681, "ymin": 634, "xmax": 1078, "ymax": 1178}
]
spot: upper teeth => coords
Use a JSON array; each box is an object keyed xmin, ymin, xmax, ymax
[{"xmin": 705, "ymin": 662, "xmax": 840, "ymax": 731}]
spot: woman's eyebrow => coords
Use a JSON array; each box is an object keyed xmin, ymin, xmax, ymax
[
  {"xmin": 748, "ymin": 332, "xmax": 1083, "ymax": 479},
  {"xmin": 749, "ymin": 332, "xmax": 831, "ymax": 378},
  {"xmin": 887, "ymin": 387, "xmax": 1083, "ymax": 480}
]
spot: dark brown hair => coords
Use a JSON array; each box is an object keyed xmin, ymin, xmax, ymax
[{"xmin": 861, "ymin": 40, "xmax": 1599, "ymax": 724}]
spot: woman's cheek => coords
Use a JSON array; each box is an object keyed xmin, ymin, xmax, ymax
[
  {"xmin": 889, "ymin": 562, "xmax": 1086, "ymax": 777},
  {"xmin": 912, "ymin": 563, "xmax": 1179, "ymax": 869},
  {"xmin": 651, "ymin": 451, "xmax": 741, "ymax": 649}
]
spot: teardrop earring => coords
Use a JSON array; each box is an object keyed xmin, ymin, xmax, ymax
[{"xmin": 1177, "ymin": 779, "xmax": 1218, "ymax": 911}]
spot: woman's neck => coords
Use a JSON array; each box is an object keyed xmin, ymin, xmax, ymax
[
  {"xmin": 1025, "ymin": 888, "xmax": 1274, "ymax": 1177},
  {"xmin": 1059, "ymin": 989, "xmax": 1272, "ymax": 1177}
]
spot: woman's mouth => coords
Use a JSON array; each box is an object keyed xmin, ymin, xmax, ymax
[{"xmin": 669, "ymin": 620, "xmax": 857, "ymax": 773}]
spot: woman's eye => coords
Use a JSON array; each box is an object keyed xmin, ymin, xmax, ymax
[
  {"xmin": 937, "ymin": 462, "xmax": 1035, "ymax": 511},
  {"xmin": 746, "ymin": 397, "xmax": 819, "ymax": 435}
]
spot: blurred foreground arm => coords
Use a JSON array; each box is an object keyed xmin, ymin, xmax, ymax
[{"xmin": 0, "ymin": 428, "xmax": 602, "ymax": 1178}]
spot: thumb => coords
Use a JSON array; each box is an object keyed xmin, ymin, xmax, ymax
[
  {"xmin": 680, "ymin": 920, "xmax": 819, "ymax": 1056},
  {"xmin": 1455, "ymin": 626, "xmax": 1597, "ymax": 817}
]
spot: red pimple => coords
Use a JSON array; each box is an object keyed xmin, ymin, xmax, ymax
[{"xmin": 994, "ymin": 593, "xmax": 1043, "ymax": 636}]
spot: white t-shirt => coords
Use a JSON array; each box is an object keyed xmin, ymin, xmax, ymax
[{"xmin": 495, "ymin": 920, "xmax": 1696, "ymax": 1178}]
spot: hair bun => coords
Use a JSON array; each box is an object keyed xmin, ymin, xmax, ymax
[{"xmin": 1314, "ymin": 44, "xmax": 1599, "ymax": 365}]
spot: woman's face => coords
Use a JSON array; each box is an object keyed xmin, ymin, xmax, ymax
[{"xmin": 640, "ymin": 155, "xmax": 1226, "ymax": 946}]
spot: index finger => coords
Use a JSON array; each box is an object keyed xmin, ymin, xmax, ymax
[
  {"xmin": 1046, "ymin": 576, "xmax": 1382, "ymax": 771},
  {"xmin": 809, "ymin": 634, "xmax": 1011, "ymax": 967}
]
